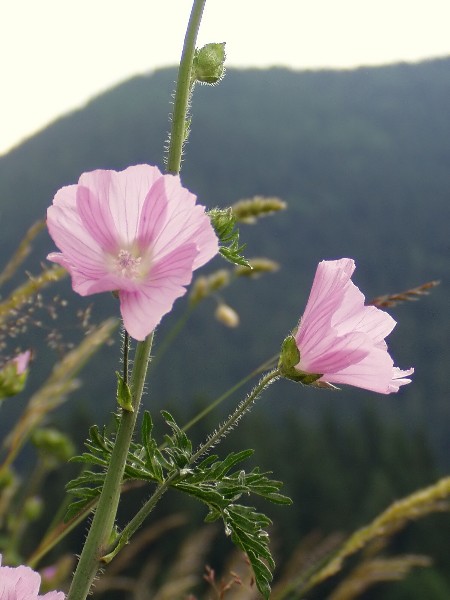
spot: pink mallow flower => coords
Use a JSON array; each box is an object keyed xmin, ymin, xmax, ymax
[
  {"xmin": 281, "ymin": 258, "xmax": 413, "ymax": 394},
  {"xmin": 13, "ymin": 350, "xmax": 31, "ymax": 375},
  {"xmin": 0, "ymin": 555, "xmax": 65, "ymax": 599},
  {"xmin": 47, "ymin": 165, "xmax": 218, "ymax": 340}
]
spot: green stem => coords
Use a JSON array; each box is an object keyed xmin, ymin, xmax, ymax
[
  {"xmin": 191, "ymin": 368, "xmax": 280, "ymax": 462},
  {"xmin": 66, "ymin": 334, "xmax": 153, "ymax": 600},
  {"xmin": 110, "ymin": 368, "xmax": 280, "ymax": 549},
  {"xmin": 182, "ymin": 354, "xmax": 279, "ymax": 434},
  {"xmin": 105, "ymin": 472, "xmax": 178, "ymax": 556},
  {"xmin": 166, "ymin": 0, "xmax": 206, "ymax": 174}
]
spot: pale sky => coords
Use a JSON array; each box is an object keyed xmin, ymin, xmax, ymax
[{"xmin": 1, "ymin": 0, "xmax": 450, "ymax": 155}]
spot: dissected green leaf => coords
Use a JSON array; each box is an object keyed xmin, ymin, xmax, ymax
[
  {"xmin": 208, "ymin": 207, "xmax": 251, "ymax": 267},
  {"xmin": 65, "ymin": 409, "xmax": 289, "ymax": 598}
]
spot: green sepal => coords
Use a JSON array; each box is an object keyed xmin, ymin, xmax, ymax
[
  {"xmin": 0, "ymin": 365, "xmax": 28, "ymax": 401},
  {"xmin": 278, "ymin": 335, "xmax": 322, "ymax": 384},
  {"xmin": 116, "ymin": 371, "xmax": 133, "ymax": 412}
]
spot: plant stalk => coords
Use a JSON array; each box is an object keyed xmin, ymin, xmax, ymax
[
  {"xmin": 66, "ymin": 334, "xmax": 153, "ymax": 600},
  {"xmin": 166, "ymin": 0, "xmax": 206, "ymax": 174},
  {"xmin": 66, "ymin": 0, "xmax": 208, "ymax": 595}
]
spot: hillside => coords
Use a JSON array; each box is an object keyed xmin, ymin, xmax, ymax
[{"xmin": 0, "ymin": 60, "xmax": 448, "ymax": 459}]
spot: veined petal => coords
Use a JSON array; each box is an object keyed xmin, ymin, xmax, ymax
[
  {"xmin": 320, "ymin": 346, "xmax": 396, "ymax": 393},
  {"xmin": 291, "ymin": 258, "xmax": 413, "ymax": 394},
  {"xmin": 119, "ymin": 243, "xmax": 198, "ymax": 340},
  {"xmin": 80, "ymin": 165, "xmax": 162, "ymax": 246},
  {"xmin": 144, "ymin": 175, "xmax": 216, "ymax": 265},
  {"xmin": 47, "ymin": 187, "xmax": 107, "ymax": 278},
  {"xmin": 333, "ymin": 303, "xmax": 396, "ymax": 343},
  {"xmin": 76, "ymin": 185, "xmax": 118, "ymax": 252},
  {"xmin": 297, "ymin": 258, "xmax": 357, "ymax": 351},
  {"xmin": 298, "ymin": 331, "xmax": 369, "ymax": 375}
]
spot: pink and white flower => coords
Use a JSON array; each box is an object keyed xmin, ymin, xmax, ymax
[
  {"xmin": 291, "ymin": 258, "xmax": 413, "ymax": 394},
  {"xmin": 0, "ymin": 555, "xmax": 65, "ymax": 599},
  {"xmin": 47, "ymin": 165, "xmax": 218, "ymax": 340},
  {"xmin": 12, "ymin": 350, "xmax": 31, "ymax": 375}
]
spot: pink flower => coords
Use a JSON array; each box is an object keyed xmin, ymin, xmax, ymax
[
  {"xmin": 12, "ymin": 350, "xmax": 31, "ymax": 375},
  {"xmin": 47, "ymin": 165, "xmax": 218, "ymax": 340},
  {"xmin": 291, "ymin": 258, "xmax": 413, "ymax": 394},
  {"xmin": 0, "ymin": 555, "xmax": 65, "ymax": 599}
]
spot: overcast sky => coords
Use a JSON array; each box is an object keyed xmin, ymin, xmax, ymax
[{"xmin": 1, "ymin": 0, "xmax": 450, "ymax": 155}]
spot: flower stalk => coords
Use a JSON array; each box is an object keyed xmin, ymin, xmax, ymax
[
  {"xmin": 66, "ymin": 334, "xmax": 153, "ymax": 600},
  {"xmin": 166, "ymin": 0, "xmax": 207, "ymax": 174},
  {"xmin": 66, "ymin": 2, "xmax": 209, "ymax": 598}
]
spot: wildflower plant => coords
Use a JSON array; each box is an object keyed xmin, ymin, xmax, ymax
[{"xmin": 1, "ymin": 1, "xmax": 445, "ymax": 599}]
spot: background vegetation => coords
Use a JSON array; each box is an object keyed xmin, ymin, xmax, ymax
[{"xmin": 0, "ymin": 58, "xmax": 448, "ymax": 598}]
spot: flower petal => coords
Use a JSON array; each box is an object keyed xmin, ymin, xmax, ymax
[
  {"xmin": 142, "ymin": 175, "xmax": 218, "ymax": 268},
  {"xmin": 292, "ymin": 259, "xmax": 413, "ymax": 394},
  {"xmin": 119, "ymin": 243, "xmax": 198, "ymax": 340},
  {"xmin": 76, "ymin": 183, "xmax": 119, "ymax": 252},
  {"xmin": 79, "ymin": 165, "xmax": 163, "ymax": 246},
  {"xmin": 320, "ymin": 347, "xmax": 397, "ymax": 393},
  {"xmin": 47, "ymin": 186, "xmax": 108, "ymax": 282}
]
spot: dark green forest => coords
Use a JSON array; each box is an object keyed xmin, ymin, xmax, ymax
[{"xmin": 0, "ymin": 59, "xmax": 449, "ymax": 598}]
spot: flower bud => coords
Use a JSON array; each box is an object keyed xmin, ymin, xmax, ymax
[
  {"xmin": 215, "ymin": 303, "xmax": 240, "ymax": 328},
  {"xmin": 116, "ymin": 371, "xmax": 134, "ymax": 412},
  {"xmin": 32, "ymin": 428, "xmax": 75, "ymax": 463},
  {"xmin": 23, "ymin": 496, "xmax": 43, "ymax": 521},
  {"xmin": 0, "ymin": 350, "xmax": 31, "ymax": 401},
  {"xmin": 193, "ymin": 43, "xmax": 226, "ymax": 84}
]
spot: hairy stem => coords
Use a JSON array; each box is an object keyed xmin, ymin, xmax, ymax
[
  {"xmin": 191, "ymin": 368, "xmax": 280, "ymax": 462},
  {"xmin": 66, "ymin": 1, "xmax": 208, "ymax": 596},
  {"xmin": 66, "ymin": 334, "xmax": 153, "ymax": 600},
  {"xmin": 166, "ymin": 0, "xmax": 206, "ymax": 174}
]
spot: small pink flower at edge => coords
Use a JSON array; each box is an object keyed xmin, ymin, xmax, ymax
[
  {"xmin": 0, "ymin": 554, "xmax": 65, "ymax": 599},
  {"xmin": 46, "ymin": 165, "xmax": 219, "ymax": 340},
  {"xmin": 287, "ymin": 258, "xmax": 413, "ymax": 394},
  {"xmin": 12, "ymin": 350, "xmax": 31, "ymax": 375}
]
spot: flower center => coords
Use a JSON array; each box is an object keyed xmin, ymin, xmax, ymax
[{"xmin": 114, "ymin": 249, "xmax": 143, "ymax": 279}]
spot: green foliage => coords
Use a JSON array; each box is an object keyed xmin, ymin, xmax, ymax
[
  {"xmin": 208, "ymin": 207, "xmax": 251, "ymax": 267},
  {"xmin": 66, "ymin": 410, "xmax": 291, "ymax": 598}
]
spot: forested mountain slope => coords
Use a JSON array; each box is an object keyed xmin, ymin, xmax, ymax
[{"xmin": 0, "ymin": 59, "xmax": 448, "ymax": 460}]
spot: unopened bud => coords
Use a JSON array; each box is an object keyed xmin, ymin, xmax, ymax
[
  {"xmin": 32, "ymin": 428, "xmax": 75, "ymax": 463},
  {"xmin": 215, "ymin": 304, "xmax": 240, "ymax": 328},
  {"xmin": 24, "ymin": 496, "xmax": 43, "ymax": 521},
  {"xmin": 193, "ymin": 43, "xmax": 226, "ymax": 84},
  {"xmin": 0, "ymin": 350, "xmax": 31, "ymax": 401}
]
